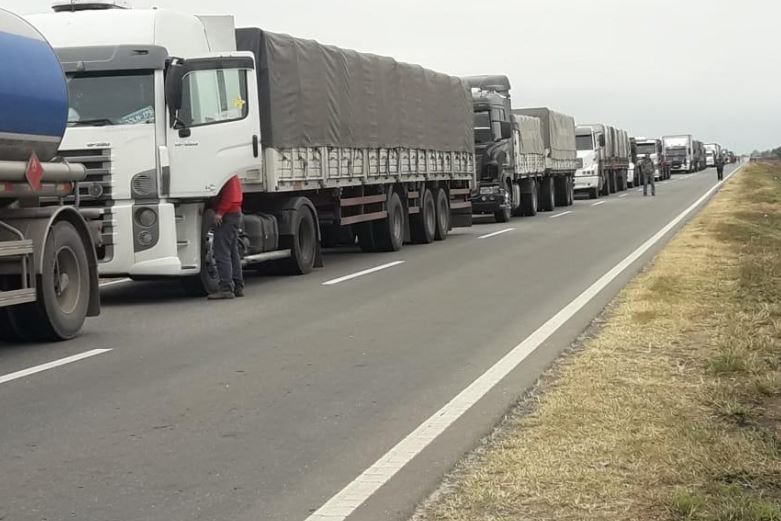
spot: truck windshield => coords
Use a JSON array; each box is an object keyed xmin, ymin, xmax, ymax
[
  {"xmin": 637, "ymin": 143, "xmax": 657, "ymax": 155},
  {"xmin": 576, "ymin": 134, "xmax": 594, "ymax": 151},
  {"xmin": 66, "ymin": 71, "xmax": 154, "ymax": 127},
  {"xmin": 667, "ymin": 147, "xmax": 687, "ymax": 157},
  {"xmin": 473, "ymin": 111, "xmax": 494, "ymax": 144}
]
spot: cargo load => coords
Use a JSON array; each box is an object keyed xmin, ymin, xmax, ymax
[
  {"xmin": 513, "ymin": 107, "xmax": 576, "ymax": 162},
  {"xmin": 236, "ymin": 28, "xmax": 473, "ymax": 153}
]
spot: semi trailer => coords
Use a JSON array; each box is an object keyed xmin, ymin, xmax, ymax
[
  {"xmin": 693, "ymin": 140, "xmax": 706, "ymax": 171},
  {"xmin": 29, "ymin": 2, "xmax": 475, "ymax": 295},
  {"xmin": 574, "ymin": 124, "xmax": 630, "ymax": 198},
  {"xmin": 1, "ymin": 7, "xmax": 100, "ymax": 342},
  {"xmin": 465, "ymin": 76, "xmax": 575, "ymax": 222}
]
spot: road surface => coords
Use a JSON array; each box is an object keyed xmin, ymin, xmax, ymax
[{"xmin": 0, "ymin": 165, "xmax": 739, "ymax": 521}]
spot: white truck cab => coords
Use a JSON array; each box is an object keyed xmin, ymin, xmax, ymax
[
  {"xmin": 574, "ymin": 126, "xmax": 604, "ymax": 198},
  {"xmin": 29, "ymin": 2, "xmax": 262, "ymax": 280}
]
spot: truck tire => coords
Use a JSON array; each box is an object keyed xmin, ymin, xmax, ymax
[
  {"xmin": 182, "ymin": 209, "xmax": 220, "ymax": 296},
  {"xmin": 410, "ymin": 188, "xmax": 436, "ymax": 244},
  {"xmin": 374, "ymin": 192, "xmax": 405, "ymax": 252},
  {"xmin": 321, "ymin": 225, "xmax": 356, "ymax": 248},
  {"xmin": 600, "ymin": 173, "xmax": 610, "ymax": 196},
  {"xmin": 494, "ymin": 206, "xmax": 511, "ymax": 223},
  {"xmin": 434, "ymin": 187, "xmax": 449, "ymax": 241},
  {"xmin": 554, "ymin": 177, "xmax": 573, "ymax": 207},
  {"xmin": 279, "ymin": 206, "xmax": 318, "ymax": 274},
  {"xmin": 589, "ymin": 187, "xmax": 599, "ymax": 199},
  {"xmin": 520, "ymin": 181, "xmax": 538, "ymax": 216},
  {"xmin": 10, "ymin": 221, "xmax": 91, "ymax": 341},
  {"xmin": 539, "ymin": 176, "xmax": 555, "ymax": 212},
  {"xmin": 608, "ymin": 172, "xmax": 617, "ymax": 194},
  {"xmin": 510, "ymin": 182, "xmax": 523, "ymax": 217}
]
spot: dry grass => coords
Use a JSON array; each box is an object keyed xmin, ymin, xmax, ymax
[{"xmin": 413, "ymin": 163, "xmax": 781, "ymax": 521}]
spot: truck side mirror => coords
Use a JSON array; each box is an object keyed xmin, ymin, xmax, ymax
[
  {"xmin": 598, "ymin": 134, "xmax": 606, "ymax": 147},
  {"xmin": 165, "ymin": 60, "xmax": 185, "ymax": 122},
  {"xmin": 499, "ymin": 121, "xmax": 512, "ymax": 140}
]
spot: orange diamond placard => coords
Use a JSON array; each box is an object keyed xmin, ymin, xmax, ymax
[{"xmin": 26, "ymin": 152, "xmax": 43, "ymax": 192}]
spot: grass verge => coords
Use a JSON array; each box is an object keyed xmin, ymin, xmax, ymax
[{"xmin": 413, "ymin": 162, "xmax": 781, "ymax": 521}]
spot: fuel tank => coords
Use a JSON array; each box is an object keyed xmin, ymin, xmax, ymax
[{"xmin": 0, "ymin": 8, "xmax": 68, "ymax": 162}]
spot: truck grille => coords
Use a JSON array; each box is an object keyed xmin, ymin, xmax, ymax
[
  {"xmin": 58, "ymin": 147, "xmax": 115, "ymax": 259},
  {"xmin": 58, "ymin": 148, "xmax": 112, "ymax": 207}
]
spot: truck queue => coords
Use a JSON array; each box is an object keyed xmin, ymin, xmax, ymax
[{"xmin": 0, "ymin": 1, "xmax": 736, "ymax": 341}]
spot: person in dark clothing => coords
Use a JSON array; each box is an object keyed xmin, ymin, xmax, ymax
[
  {"xmin": 716, "ymin": 154, "xmax": 725, "ymax": 181},
  {"xmin": 209, "ymin": 175, "xmax": 244, "ymax": 300},
  {"xmin": 639, "ymin": 154, "xmax": 656, "ymax": 196}
]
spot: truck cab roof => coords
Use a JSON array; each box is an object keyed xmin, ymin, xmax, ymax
[{"xmin": 28, "ymin": 7, "xmax": 235, "ymax": 59}]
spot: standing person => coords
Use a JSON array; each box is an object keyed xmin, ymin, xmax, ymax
[
  {"xmin": 209, "ymin": 175, "xmax": 244, "ymax": 300},
  {"xmin": 716, "ymin": 154, "xmax": 725, "ymax": 181},
  {"xmin": 640, "ymin": 154, "xmax": 656, "ymax": 197}
]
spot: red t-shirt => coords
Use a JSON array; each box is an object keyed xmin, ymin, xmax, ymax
[{"xmin": 213, "ymin": 175, "xmax": 243, "ymax": 216}]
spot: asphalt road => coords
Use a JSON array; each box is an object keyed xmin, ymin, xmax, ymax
[{"xmin": 0, "ymin": 165, "xmax": 739, "ymax": 521}]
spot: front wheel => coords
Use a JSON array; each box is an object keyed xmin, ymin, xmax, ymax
[{"xmin": 182, "ymin": 209, "xmax": 220, "ymax": 296}]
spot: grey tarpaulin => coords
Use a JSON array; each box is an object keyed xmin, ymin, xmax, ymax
[
  {"xmin": 512, "ymin": 107, "xmax": 576, "ymax": 161},
  {"xmin": 513, "ymin": 115, "xmax": 544, "ymax": 155},
  {"xmin": 236, "ymin": 28, "xmax": 474, "ymax": 152}
]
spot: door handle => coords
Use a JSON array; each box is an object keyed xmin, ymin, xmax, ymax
[{"xmin": 252, "ymin": 135, "xmax": 259, "ymax": 158}]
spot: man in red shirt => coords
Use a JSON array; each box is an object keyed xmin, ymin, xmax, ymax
[{"xmin": 209, "ymin": 175, "xmax": 244, "ymax": 300}]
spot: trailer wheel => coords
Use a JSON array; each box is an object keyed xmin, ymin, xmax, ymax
[
  {"xmin": 374, "ymin": 192, "xmax": 404, "ymax": 252},
  {"xmin": 520, "ymin": 180, "xmax": 538, "ymax": 216},
  {"xmin": 554, "ymin": 177, "xmax": 570, "ymax": 207},
  {"xmin": 280, "ymin": 206, "xmax": 318, "ymax": 274},
  {"xmin": 10, "ymin": 221, "xmax": 91, "ymax": 341},
  {"xmin": 539, "ymin": 176, "xmax": 555, "ymax": 212},
  {"xmin": 182, "ymin": 209, "xmax": 220, "ymax": 296},
  {"xmin": 434, "ymin": 187, "xmax": 450, "ymax": 241},
  {"xmin": 410, "ymin": 188, "xmax": 436, "ymax": 244},
  {"xmin": 357, "ymin": 222, "xmax": 378, "ymax": 252},
  {"xmin": 510, "ymin": 182, "xmax": 523, "ymax": 217}
]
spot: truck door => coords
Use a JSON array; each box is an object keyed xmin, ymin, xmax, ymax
[{"xmin": 166, "ymin": 54, "xmax": 261, "ymax": 198}]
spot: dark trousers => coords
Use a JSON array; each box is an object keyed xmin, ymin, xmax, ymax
[
  {"xmin": 643, "ymin": 171, "xmax": 656, "ymax": 196},
  {"xmin": 717, "ymin": 165, "xmax": 724, "ymax": 180},
  {"xmin": 213, "ymin": 212, "xmax": 243, "ymax": 292}
]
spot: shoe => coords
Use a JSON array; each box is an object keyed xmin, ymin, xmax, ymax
[
  {"xmin": 234, "ymin": 287, "xmax": 245, "ymax": 298},
  {"xmin": 208, "ymin": 291, "xmax": 235, "ymax": 300}
]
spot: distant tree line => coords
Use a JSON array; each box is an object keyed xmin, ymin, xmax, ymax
[{"xmin": 751, "ymin": 146, "xmax": 781, "ymax": 159}]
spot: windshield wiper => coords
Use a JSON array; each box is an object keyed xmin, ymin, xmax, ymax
[{"xmin": 68, "ymin": 118, "xmax": 114, "ymax": 127}]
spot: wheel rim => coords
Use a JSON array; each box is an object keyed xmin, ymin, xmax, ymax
[
  {"xmin": 391, "ymin": 203, "xmax": 403, "ymax": 243},
  {"xmin": 53, "ymin": 245, "xmax": 81, "ymax": 315},
  {"xmin": 438, "ymin": 194, "xmax": 448, "ymax": 230}
]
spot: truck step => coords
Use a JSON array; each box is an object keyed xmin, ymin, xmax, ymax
[
  {"xmin": 0, "ymin": 239, "xmax": 34, "ymax": 258},
  {"xmin": 0, "ymin": 288, "xmax": 36, "ymax": 307}
]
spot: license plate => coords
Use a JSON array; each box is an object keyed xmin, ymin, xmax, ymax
[{"xmin": 480, "ymin": 186, "xmax": 495, "ymax": 195}]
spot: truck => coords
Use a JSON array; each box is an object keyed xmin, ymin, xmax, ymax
[
  {"xmin": 634, "ymin": 137, "xmax": 670, "ymax": 180},
  {"xmin": 574, "ymin": 124, "xmax": 631, "ymax": 199},
  {"xmin": 465, "ymin": 76, "xmax": 575, "ymax": 222},
  {"xmin": 663, "ymin": 134, "xmax": 695, "ymax": 174},
  {"xmin": 693, "ymin": 140, "xmax": 706, "ymax": 171},
  {"xmin": 1, "ymin": 7, "xmax": 100, "ymax": 342},
  {"xmin": 28, "ymin": 1, "xmax": 475, "ymax": 295},
  {"xmin": 704, "ymin": 143, "xmax": 722, "ymax": 167}
]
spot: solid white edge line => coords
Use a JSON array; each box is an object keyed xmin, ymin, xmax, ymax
[
  {"xmin": 549, "ymin": 211, "xmax": 572, "ymax": 219},
  {"xmin": 304, "ymin": 165, "xmax": 744, "ymax": 521},
  {"xmin": 100, "ymin": 278, "xmax": 132, "ymax": 289},
  {"xmin": 322, "ymin": 261, "xmax": 406, "ymax": 286},
  {"xmin": 477, "ymin": 228, "xmax": 514, "ymax": 239},
  {"xmin": 0, "ymin": 349, "xmax": 113, "ymax": 385},
  {"xmin": 592, "ymin": 200, "xmax": 606, "ymax": 206}
]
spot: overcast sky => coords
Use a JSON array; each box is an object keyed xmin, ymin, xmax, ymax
[{"xmin": 5, "ymin": 0, "xmax": 779, "ymax": 152}]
